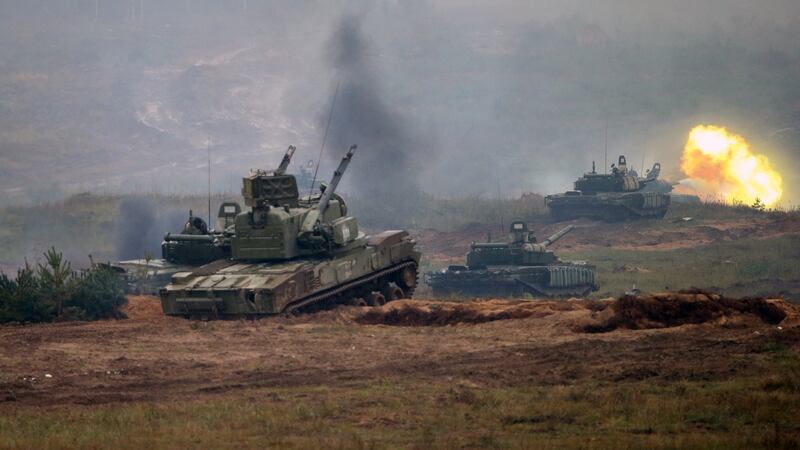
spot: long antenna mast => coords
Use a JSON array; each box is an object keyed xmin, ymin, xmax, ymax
[
  {"xmin": 207, "ymin": 136, "xmax": 211, "ymax": 227},
  {"xmin": 641, "ymin": 151, "xmax": 645, "ymax": 176},
  {"xmin": 604, "ymin": 122, "xmax": 608, "ymax": 174},
  {"xmin": 309, "ymin": 80, "xmax": 341, "ymax": 198}
]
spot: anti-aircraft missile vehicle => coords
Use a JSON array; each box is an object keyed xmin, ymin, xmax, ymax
[
  {"xmin": 426, "ymin": 221, "xmax": 597, "ymax": 298},
  {"xmin": 159, "ymin": 145, "xmax": 421, "ymax": 318},
  {"xmin": 545, "ymin": 155, "xmax": 670, "ymax": 221}
]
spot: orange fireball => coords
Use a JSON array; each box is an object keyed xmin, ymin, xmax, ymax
[{"xmin": 680, "ymin": 125, "xmax": 783, "ymax": 207}]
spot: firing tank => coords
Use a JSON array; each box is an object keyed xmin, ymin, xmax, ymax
[
  {"xmin": 159, "ymin": 144, "xmax": 421, "ymax": 318},
  {"xmin": 426, "ymin": 222, "xmax": 597, "ymax": 298},
  {"xmin": 545, "ymin": 155, "xmax": 671, "ymax": 221}
]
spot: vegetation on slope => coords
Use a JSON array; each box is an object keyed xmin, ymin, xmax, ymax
[{"xmin": 0, "ymin": 248, "xmax": 125, "ymax": 324}]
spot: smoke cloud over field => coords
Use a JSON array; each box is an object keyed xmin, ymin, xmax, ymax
[
  {"xmin": 114, "ymin": 198, "xmax": 186, "ymax": 260},
  {"xmin": 322, "ymin": 16, "xmax": 427, "ymax": 215},
  {"xmin": 0, "ymin": 0, "xmax": 799, "ymax": 207}
]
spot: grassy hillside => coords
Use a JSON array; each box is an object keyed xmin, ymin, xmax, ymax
[{"xmin": 562, "ymin": 234, "xmax": 800, "ymax": 299}]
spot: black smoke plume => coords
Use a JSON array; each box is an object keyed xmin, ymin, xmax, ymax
[{"xmin": 322, "ymin": 16, "xmax": 427, "ymax": 225}]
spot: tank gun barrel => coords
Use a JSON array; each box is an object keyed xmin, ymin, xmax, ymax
[
  {"xmin": 275, "ymin": 145, "xmax": 296, "ymax": 175},
  {"xmin": 318, "ymin": 145, "xmax": 357, "ymax": 214},
  {"xmin": 542, "ymin": 225, "xmax": 573, "ymax": 247},
  {"xmin": 163, "ymin": 233, "xmax": 215, "ymax": 243}
]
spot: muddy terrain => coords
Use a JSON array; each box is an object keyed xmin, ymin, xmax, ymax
[{"xmin": 1, "ymin": 294, "xmax": 797, "ymax": 410}]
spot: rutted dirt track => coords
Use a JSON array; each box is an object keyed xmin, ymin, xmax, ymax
[{"xmin": 1, "ymin": 295, "xmax": 798, "ymax": 409}]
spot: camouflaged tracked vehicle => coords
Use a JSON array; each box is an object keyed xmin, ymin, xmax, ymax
[
  {"xmin": 112, "ymin": 201, "xmax": 241, "ymax": 293},
  {"xmin": 426, "ymin": 222, "xmax": 596, "ymax": 298},
  {"xmin": 545, "ymin": 155, "xmax": 670, "ymax": 221},
  {"xmin": 159, "ymin": 145, "xmax": 421, "ymax": 318}
]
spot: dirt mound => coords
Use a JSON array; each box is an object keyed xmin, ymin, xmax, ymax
[
  {"xmin": 580, "ymin": 290, "xmax": 788, "ymax": 333},
  {"xmin": 356, "ymin": 300, "xmax": 569, "ymax": 326},
  {"xmin": 120, "ymin": 296, "xmax": 165, "ymax": 321}
]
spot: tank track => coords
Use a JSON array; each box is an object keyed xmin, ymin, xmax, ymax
[{"xmin": 284, "ymin": 260, "xmax": 418, "ymax": 315}]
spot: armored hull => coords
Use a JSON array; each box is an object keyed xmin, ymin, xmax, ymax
[
  {"xmin": 546, "ymin": 191, "xmax": 670, "ymax": 221},
  {"xmin": 160, "ymin": 231, "xmax": 419, "ymax": 317},
  {"xmin": 427, "ymin": 263, "xmax": 596, "ymax": 298}
]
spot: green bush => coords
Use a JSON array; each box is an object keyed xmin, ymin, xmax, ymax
[
  {"xmin": 0, "ymin": 248, "xmax": 126, "ymax": 324},
  {"xmin": 66, "ymin": 264, "xmax": 127, "ymax": 321}
]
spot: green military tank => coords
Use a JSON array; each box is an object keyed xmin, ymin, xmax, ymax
[
  {"xmin": 545, "ymin": 155, "xmax": 670, "ymax": 221},
  {"xmin": 112, "ymin": 201, "xmax": 241, "ymax": 293},
  {"xmin": 426, "ymin": 221, "xmax": 596, "ymax": 298},
  {"xmin": 159, "ymin": 145, "xmax": 421, "ymax": 318}
]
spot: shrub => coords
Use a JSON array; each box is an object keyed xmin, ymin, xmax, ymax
[
  {"xmin": 0, "ymin": 248, "xmax": 126, "ymax": 324},
  {"xmin": 66, "ymin": 265, "xmax": 127, "ymax": 320}
]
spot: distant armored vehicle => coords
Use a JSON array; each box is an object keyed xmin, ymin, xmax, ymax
[
  {"xmin": 113, "ymin": 201, "xmax": 241, "ymax": 293},
  {"xmin": 295, "ymin": 159, "xmax": 317, "ymax": 191},
  {"xmin": 159, "ymin": 145, "xmax": 421, "ymax": 318},
  {"xmin": 546, "ymin": 155, "xmax": 671, "ymax": 221},
  {"xmin": 426, "ymin": 222, "xmax": 596, "ymax": 298}
]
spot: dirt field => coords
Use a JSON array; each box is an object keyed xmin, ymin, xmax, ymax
[{"xmin": 1, "ymin": 294, "xmax": 797, "ymax": 409}]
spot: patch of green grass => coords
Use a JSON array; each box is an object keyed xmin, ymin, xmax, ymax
[
  {"xmin": 1, "ymin": 353, "xmax": 798, "ymax": 449},
  {"xmin": 664, "ymin": 201, "xmax": 795, "ymax": 223},
  {"xmin": 562, "ymin": 234, "xmax": 800, "ymax": 297}
]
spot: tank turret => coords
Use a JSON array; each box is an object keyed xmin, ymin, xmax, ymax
[
  {"xmin": 161, "ymin": 204, "xmax": 240, "ymax": 266},
  {"xmin": 574, "ymin": 155, "xmax": 640, "ymax": 194},
  {"xmin": 232, "ymin": 145, "xmax": 361, "ymax": 260},
  {"xmin": 466, "ymin": 222, "xmax": 574, "ymax": 268}
]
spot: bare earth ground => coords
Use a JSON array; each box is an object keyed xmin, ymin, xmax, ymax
[{"xmin": 1, "ymin": 295, "xmax": 798, "ymax": 410}]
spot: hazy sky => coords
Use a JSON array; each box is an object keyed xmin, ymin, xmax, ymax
[{"xmin": 0, "ymin": 0, "xmax": 799, "ymax": 205}]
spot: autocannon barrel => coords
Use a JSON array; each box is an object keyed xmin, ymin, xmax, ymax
[
  {"xmin": 275, "ymin": 145, "xmax": 296, "ymax": 175},
  {"xmin": 541, "ymin": 225, "xmax": 574, "ymax": 247},
  {"xmin": 319, "ymin": 145, "xmax": 357, "ymax": 214}
]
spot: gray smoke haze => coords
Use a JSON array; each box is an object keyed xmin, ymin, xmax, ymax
[
  {"xmin": 322, "ymin": 16, "xmax": 427, "ymax": 214},
  {"xmin": 0, "ymin": 0, "xmax": 799, "ymax": 206},
  {"xmin": 114, "ymin": 197, "xmax": 186, "ymax": 260}
]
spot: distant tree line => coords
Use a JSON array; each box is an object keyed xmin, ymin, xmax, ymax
[{"xmin": 0, "ymin": 248, "xmax": 126, "ymax": 324}]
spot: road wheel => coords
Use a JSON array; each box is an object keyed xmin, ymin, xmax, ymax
[
  {"xmin": 396, "ymin": 266, "xmax": 417, "ymax": 291},
  {"xmin": 382, "ymin": 283, "xmax": 405, "ymax": 302},
  {"xmin": 367, "ymin": 292, "xmax": 386, "ymax": 307},
  {"xmin": 348, "ymin": 297, "xmax": 368, "ymax": 307}
]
